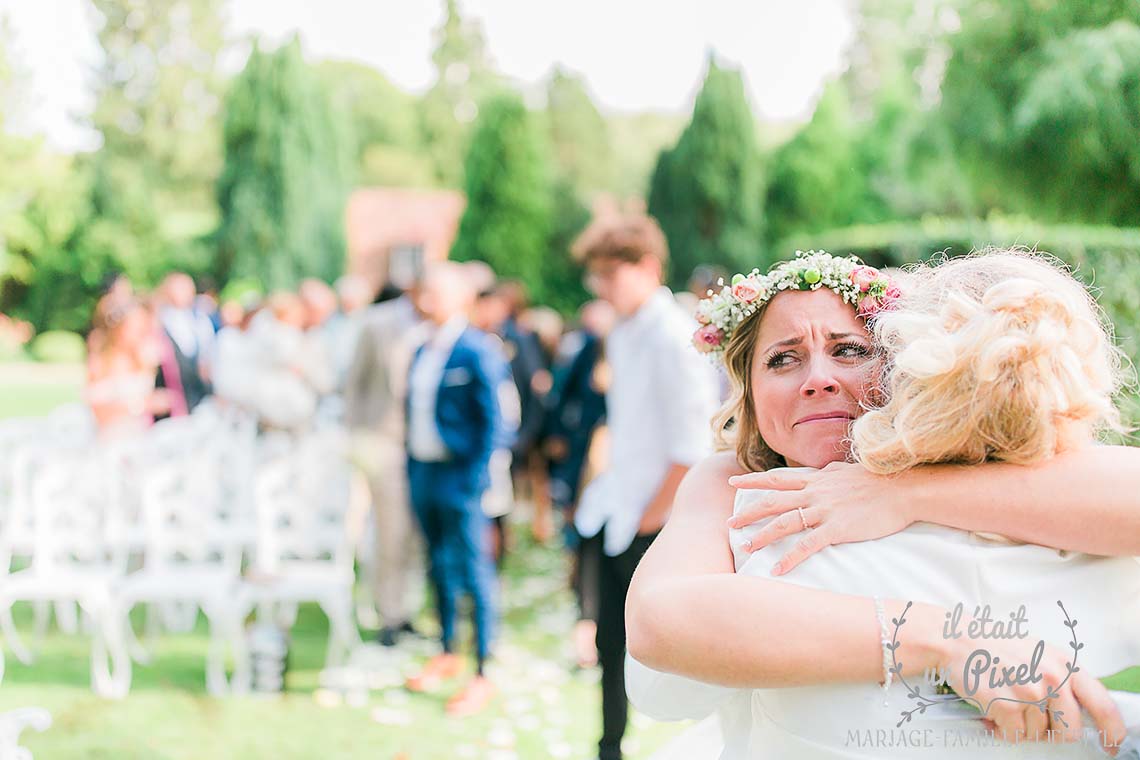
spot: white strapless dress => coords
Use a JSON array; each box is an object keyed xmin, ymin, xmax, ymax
[{"xmin": 627, "ymin": 479, "xmax": 1140, "ymax": 759}]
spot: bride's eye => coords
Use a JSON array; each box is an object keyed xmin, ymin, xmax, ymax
[
  {"xmin": 765, "ymin": 351, "xmax": 796, "ymax": 369},
  {"xmin": 834, "ymin": 342, "xmax": 871, "ymax": 359}
]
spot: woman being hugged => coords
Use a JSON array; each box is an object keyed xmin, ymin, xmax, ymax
[{"xmin": 626, "ymin": 249, "xmax": 1140, "ymax": 758}]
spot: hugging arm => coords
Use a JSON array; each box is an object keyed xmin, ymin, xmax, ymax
[
  {"xmin": 899, "ymin": 445, "xmax": 1140, "ymax": 556},
  {"xmin": 625, "ymin": 453, "xmax": 946, "ymax": 690},
  {"xmin": 731, "ymin": 444, "xmax": 1140, "ymax": 573}
]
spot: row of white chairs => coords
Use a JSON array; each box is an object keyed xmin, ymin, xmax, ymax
[{"xmin": 0, "ymin": 403, "xmax": 361, "ymax": 698}]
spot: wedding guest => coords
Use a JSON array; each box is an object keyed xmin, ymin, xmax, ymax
[
  {"xmin": 544, "ymin": 299, "xmax": 615, "ymax": 668},
  {"xmin": 297, "ymin": 279, "xmax": 341, "ymax": 416},
  {"xmin": 86, "ymin": 295, "xmax": 172, "ymax": 435},
  {"xmin": 299, "ymin": 278, "xmax": 338, "ymax": 331},
  {"xmin": 156, "ymin": 272, "xmax": 215, "ymax": 414},
  {"xmin": 343, "ymin": 279, "xmax": 427, "ymax": 647},
  {"xmin": 329, "ymin": 275, "xmax": 374, "ymax": 391},
  {"xmin": 472, "ymin": 281, "xmax": 552, "ymax": 544},
  {"xmin": 195, "ymin": 276, "xmax": 222, "ymax": 333},
  {"xmin": 211, "ymin": 300, "xmax": 258, "ymax": 413},
  {"xmin": 244, "ymin": 293, "xmax": 334, "ymax": 430},
  {"xmin": 570, "ymin": 212, "xmax": 720, "ymax": 760},
  {"xmin": 518, "ymin": 305, "xmax": 562, "ymax": 541},
  {"xmin": 480, "ymin": 358, "xmax": 521, "ymax": 570},
  {"xmin": 404, "ymin": 262, "xmax": 512, "ymax": 717}
]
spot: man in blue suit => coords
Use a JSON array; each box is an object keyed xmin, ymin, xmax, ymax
[{"xmin": 403, "ymin": 262, "xmax": 513, "ymax": 717}]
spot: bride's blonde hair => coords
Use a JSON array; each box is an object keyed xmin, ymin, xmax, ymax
[{"xmin": 850, "ymin": 248, "xmax": 1132, "ymax": 475}]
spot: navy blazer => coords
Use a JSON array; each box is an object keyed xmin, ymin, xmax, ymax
[{"xmin": 407, "ymin": 326, "xmax": 514, "ymax": 500}]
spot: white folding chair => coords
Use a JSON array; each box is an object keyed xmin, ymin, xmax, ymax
[
  {"xmin": 245, "ymin": 430, "xmax": 360, "ymax": 673},
  {"xmin": 114, "ymin": 454, "xmax": 250, "ymax": 695},
  {"xmin": 0, "ymin": 452, "xmax": 131, "ymax": 698}
]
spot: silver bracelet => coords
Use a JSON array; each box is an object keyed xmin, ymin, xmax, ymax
[{"xmin": 873, "ymin": 596, "xmax": 893, "ymax": 704}]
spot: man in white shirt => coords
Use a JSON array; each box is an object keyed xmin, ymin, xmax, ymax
[{"xmin": 570, "ymin": 212, "xmax": 720, "ymax": 760}]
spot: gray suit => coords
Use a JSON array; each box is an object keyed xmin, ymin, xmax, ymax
[{"xmin": 344, "ymin": 296, "xmax": 425, "ymax": 628}]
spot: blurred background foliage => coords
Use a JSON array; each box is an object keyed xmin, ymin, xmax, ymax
[{"xmin": 2, "ymin": 0, "xmax": 1140, "ymax": 421}]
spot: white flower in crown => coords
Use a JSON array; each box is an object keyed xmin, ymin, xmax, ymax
[{"xmin": 692, "ymin": 250, "xmax": 900, "ymax": 359}]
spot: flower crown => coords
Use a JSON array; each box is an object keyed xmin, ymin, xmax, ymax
[{"xmin": 693, "ymin": 250, "xmax": 900, "ymax": 357}]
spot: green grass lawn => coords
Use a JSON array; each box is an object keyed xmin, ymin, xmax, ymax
[
  {"xmin": 0, "ymin": 531, "xmax": 690, "ymax": 760},
  {"xmin": 0, "ymin": 362, "xmax": 84, "ymax": 419}
]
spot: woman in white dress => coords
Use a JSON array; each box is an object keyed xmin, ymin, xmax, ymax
[
  {"xmin": 86, "ymin": 296, "xmax": 172, "ymax": 436},
  {"xmin": 625, "ymin": 250, "xmax": 1140, "ymax": 758}
]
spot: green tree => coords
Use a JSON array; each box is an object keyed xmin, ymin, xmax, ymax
[
  {"xmin": 607, "ymin": 111, "xmax": 685, "ymax": 200},
  {"xmin": 80, "ymin": 0, "xmax": 227, "ymax": 283},
  {"xmin": 939, "ymin": 0, "xmax": 1140, "ymax": 224},
  {"xmin": 0, "ymin": 16, "xmax": 94, "ymax": 332},
  {"xmin": 764, "ymin": 83, "xmax": 868, "ymax": 245},
  {"xmin": 450, "ymin": 92, "xmax": 553, "ymax": 301},
  {"xmin": 647, "ymin": 56, "xmax": 765, "ymax": 282},
  {"xmin": 317, "ymin": 59, "xmax": 435, "ymax": 187},
  {"xmin": 215, "ymin": 37, "xmax": 353, "ymax": 289},
  {"xmin": 543, "ymin": 67, "xmax": 613, "ymax": 196},
  {"xmin": 542, "ymin": 177, "xmax": 592, "ymax": 315},
  {"xmin": 418, "ymin": 0, "xmax": 501, "ymax": 188}
]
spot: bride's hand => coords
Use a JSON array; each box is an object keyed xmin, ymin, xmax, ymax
[
  {"xmin": 726, "ymin": 462, "xmax": 913, "ymax": 575},
  {"xmin": 935, "ymin": 625, "xmax": 1126, "ymax": 753}
]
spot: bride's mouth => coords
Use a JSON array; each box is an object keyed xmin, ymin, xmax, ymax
[{"xmin": 794, "ymin": 412, "xmax": 856, "ymax": 426}]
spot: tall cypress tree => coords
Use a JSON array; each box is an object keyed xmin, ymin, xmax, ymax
[
  {"xmin": 77, "ymin": 0, "xmax": 226, "ymax": 289},
  {"xmin": 647, "ymin": 56, "xmax": 765, "ymax": 283},
  {"xmin": 418, "ymin": 0, "xmax": 501, "ymax": 188},
  {"xmin": 215, "ymin": 37, "xmax": 353, "ymax": 289},
  {"xmin": 450, "ymin": 92, "xmax": 553, "ymax": 301},
  {"xmin": 545, "ymin": 66, "xmax": 614, "ymax": 196}
]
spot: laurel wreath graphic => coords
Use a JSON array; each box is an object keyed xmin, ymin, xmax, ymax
[{"xmin": 891, "ymin": 600, "xmax": 1082, "ymax": 729}]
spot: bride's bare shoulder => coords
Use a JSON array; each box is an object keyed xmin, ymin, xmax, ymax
[
  {"xmin": 673, "ymin": 451, "xmax": 750, "ymax": 521},
  {"xmin": 686, "ymin": 450, "xmax": 749, "ymax": 485}
]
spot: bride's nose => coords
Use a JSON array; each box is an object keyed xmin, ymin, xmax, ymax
[{"xmin": 800, "ymin": 354, "xmax": 840, "ymax": 397}]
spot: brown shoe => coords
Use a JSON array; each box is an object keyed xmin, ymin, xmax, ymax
[
  {"xmin": 405, "ymin": 653, "xmax": 464, "ymax": 693},
  {"xmin": 445, "ymin": 676, "xmax": 496, "ymax": 717}
]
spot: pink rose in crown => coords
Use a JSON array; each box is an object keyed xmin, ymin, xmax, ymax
[
  {"xmin": 849, "ymin": 265, "xmax": 881, "ymax": 293},
  {"xmin": 731, "ymin": 277, "xmax": 762, "ymax": 303},
  {"xmin": 857, "ymin": 281, "xmax": 901, "ymax": 318},
  {"xmin": 693, "ymin": 324, "xmax": 725, "ymax": 353},
  {"xmin": 856, "ymin": 295, "xmax": 881, "ymax": 318}
]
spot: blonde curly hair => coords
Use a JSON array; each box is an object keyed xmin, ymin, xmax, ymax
[{"xmin": 850, "ymin": 248, "xmax": 1132, "ymax": 475}]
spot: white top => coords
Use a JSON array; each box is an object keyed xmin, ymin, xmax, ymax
[
  {"xmin": 240, "ymin": 313, "xmax": 335, "ymax": 429},
  {"xmin": 161, "ymin": 306, "xmax": 214, "ymax": 360},
  {"xmin": 574, "ymin": 287, "xmax": 720, "ymax": 556},
  {"xmin": 627, "ymin": 482, "xmax": 1140, "ymax": 758},
  {"xmin": 406, "ymin": 316, "xmax": 468, "ymax": 462}
]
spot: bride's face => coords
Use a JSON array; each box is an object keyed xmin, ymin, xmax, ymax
[{"xmin": 750, "ymin": 289, "xmax": 878, "ymax": 468}]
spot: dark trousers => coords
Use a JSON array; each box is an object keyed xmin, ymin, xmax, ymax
[
  {"xmin": 408, "ymin": 461, "xmax": 498, "ymax": 669},
  {"xmin": 594, "ymin": 526, "xmax": 658, "ymax": 760},
  {"xmin": 571, "ymin": 523, "xmax": 601, "ymax": 623}
]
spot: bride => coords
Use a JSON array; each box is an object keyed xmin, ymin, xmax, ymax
[{"xmin": 625, "ymin": 249, "xmax": 1140, "ymax": 758}]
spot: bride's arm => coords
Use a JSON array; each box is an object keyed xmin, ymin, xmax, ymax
[
  {"xmin": 730, "ymin": 445, "xmax": 1140, "ymax": 573},
  {"xmin": 626, "ymin": 452, "xmax": 947, "ymax": 688},
  {"xmin": 624, "ymin": 451, "xmax": 742, "ymax": 719}
]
